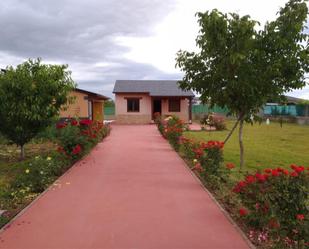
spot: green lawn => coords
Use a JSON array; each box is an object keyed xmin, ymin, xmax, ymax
[
  {"xmin": 0, "ymin": 139, "xmax": 56, "ymax": 188},
  {"xmin": 185, "ymin": 120, "xmax": 309, "ymax": 174},
  {"xmin": 0, "ymin": 134, "xmax": 57, "ymax": 226}
]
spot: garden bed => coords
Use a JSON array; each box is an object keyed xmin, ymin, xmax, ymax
[
  {"xmin": 0, "ymin": 119, "xmax": 110, "ymax": 228},
  {"xmin": 155, "ymin": 115, "xmax": 308, "ymax": 249}
]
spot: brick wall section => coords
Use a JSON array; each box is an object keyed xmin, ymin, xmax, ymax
[{"xmin": 116, "ymin": 114, "xmax": 152, "ymax": 124}]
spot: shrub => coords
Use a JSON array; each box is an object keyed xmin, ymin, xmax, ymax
[
  {"xmin": 179, "ymin": 136, "xmax": 229, "ymax": 186},
  {"xmin": 200, "ymin": 113, "xmax": 226, "ymax": 130},
  {"xmin": 155, "ymin": 115, "xmax": 185, "ymax": 150},
  {"xmin": 233, "ymin": 165, "xmax": 309, "ymax": 247},
  {"xmin": 56, "ymin": 119, "xmax": 110, "ymax": 160},
  {"xmin": 164, "ymin": 116, "xmax": 184, "ymax": 150}
]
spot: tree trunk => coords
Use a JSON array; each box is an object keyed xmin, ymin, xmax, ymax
[
  {"xmin": 224, "ymin": 118, "xmax": 240, "ymax": 144},
  {"xmin": 20, "ymin": 145, "xmax": 25, "ymax": 161},
  {"xmin": 239, "ymin": 119, "xmax": 244, "ymax": 170}
]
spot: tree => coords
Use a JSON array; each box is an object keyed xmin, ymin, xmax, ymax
[
  {"xmin": 0, "ymin": 58, "xmax": 75, "ymax": 159},
  {"xmin": 176, "ymin": 0, "xmax": 308, "ymax": 169},
  {"xmin": 104, "ymin": 99, "xmax": 115, "ymax": 108}
]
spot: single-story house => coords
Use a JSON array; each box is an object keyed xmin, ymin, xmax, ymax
[
  {"xmin": 60, "ymin": 88, "xmax": 109, "ymax": 121},
  {"xmin": 113, "ymin": 80, "xmax": 194, "ymax": 124}
]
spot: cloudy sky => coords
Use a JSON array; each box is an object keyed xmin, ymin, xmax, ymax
[{"xmin": 0, "ymin": 0, "xmax": 308, "ymax": 99}]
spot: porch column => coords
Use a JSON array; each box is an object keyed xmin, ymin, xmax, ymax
[{"xmin": 189, "ymin": 97, "xmax": 192, "ymax": 124}]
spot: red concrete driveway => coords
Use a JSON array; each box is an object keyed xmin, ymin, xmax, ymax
[{"xmin": 0, "ymin": 125, "xmax": 250, "ymax": 249}]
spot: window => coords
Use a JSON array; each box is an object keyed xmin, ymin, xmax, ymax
[
  {"xmin": 127, "ymin": 98, "xmax": 140, "ymax": 112},
  {"xmin": 168, "ymin": 99, "xmax": 180, "ymax": 112}
]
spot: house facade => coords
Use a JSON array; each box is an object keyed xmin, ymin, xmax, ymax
[
  {"xmin": 60, "ymin": 88, "xmax": 108, "ymax": 121},
  {"xmin": 113, "ymin": 80, "xmax": 194, "ymax": 124}
]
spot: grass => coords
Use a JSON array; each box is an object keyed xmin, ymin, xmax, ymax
[
  {"xmin": 0, "ymin": 140, "xmax": 56, "ymax": 188},
  {"xmin": 0, "ymin": 135, "xmax": 56, "ymax": 227},
  {"xmin": 185, "ymin": 120, "xmax": 309, "ymax": 176}
]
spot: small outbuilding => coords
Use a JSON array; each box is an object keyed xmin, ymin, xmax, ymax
[
  {"xmin": 60, "ymin": 88, "xmax": 109, "ymax": 121},
  {"xmin": 113, "ymin": 80, "xmax": 194, "ymax": 124}
]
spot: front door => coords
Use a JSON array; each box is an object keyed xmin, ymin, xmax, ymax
[{"xmin": 153, "ymin": 99, "xmax": 162, "ymax": 117}]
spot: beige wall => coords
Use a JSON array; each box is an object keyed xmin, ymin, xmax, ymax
[
  {"xmin": 161, "ymin": 98, "xmax": 189, "ymax": 122},
  {"xmin": 60, "ymin": 91, "xmax": 89, "ymax": 118},
  {"xmin": 115, "ymin": 93, "xmax": 190, "ymax": 124},
  {"xmin": 115, "ymin": 93, "xmax": 152, "ymax": 124}
]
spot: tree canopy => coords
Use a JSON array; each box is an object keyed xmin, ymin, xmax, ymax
[
  {"xmin": 176, "ymin": 0, "xmax": 309, "ymax": 168},
  {"xmin": 0, "ymin": 58, "xmax": 75, "ymax": 159}
]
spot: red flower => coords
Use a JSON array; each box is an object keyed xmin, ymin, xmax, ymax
[
  {"xmin": 226, "ymin": 162, "xmax": 235, "ymax": 170},
  {"xmin": 296, "ymin": 214, "xmax": 304, "ymax": 221},
  {"xmin": 264, "ymin": 169, "xmax": 271, "ymax": 174},
  {"xmin": 72, "ymin": 144, "xmax": 82, "ymax": 155},
  {"xmin": 294, "ymin": 166, "xmax": 305, "ymax": 173},
  {"xmin": 255, "ymin": 173, "xmax": 267, "ymax": 182},
  {"xmin": 268, "ymin": 218, "xmax": 280, "ymax": 229},
  {"xmin": 282, "ymin": 169, "xmax": 289, "ymax": 176},
  {"xmin": 239, "ymin": 208, "xmax": 248, "ymax": 216},
  {"xmin": 290, "ymin": 171, "xmax": 298, "ymax": 177},
  {"xmin": 233, "ymin": 181, "xmax": 247, "ymax": 193},
  {"xmin": 193, "ymin": 148, "xmax": 204, "ymax": 158},
  {"xmin": 245, "ymin": 175, "xmax": 255, "ymax": 184},
  {"xmin": 290, "ymin": 164, "xmax": 298, "ymax": 170},
  {"xmin": 57, "ymin": 146, "xmax": 64, "ymax": 153},
  {"xmin": 79, "ymin": 119, "xmax": 92, "ymax": 126},
  {"xmin": 56, "ymin": 122, "xmax": 67, "ymax": 129},
  {"xmin": 271, "ymin": 169, "xmax": 280, "ymax": 177},
  {"xmin": 71, "ymin": 119, "xmax": 78, "ymax": 126},
  {"xmin": 193, "ymin": 163, "xmax": 204, "ymax": 173}
]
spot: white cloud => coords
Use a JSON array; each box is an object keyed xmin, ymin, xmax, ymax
[{"xmin": 116, "ymin": 0, "xmax": 288, "ymax": 73}]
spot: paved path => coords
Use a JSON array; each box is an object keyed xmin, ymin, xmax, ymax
[{"xmin": 0, "ymin": 125, "xmax": 249, "ymax": 249}]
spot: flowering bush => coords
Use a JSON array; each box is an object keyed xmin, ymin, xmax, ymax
[
  {"xmin": 56, "ymin": 119, "xmax": 110, "ymax": 160},
  {"xmin": 200, "ymin": 113, "xmax": 226, "ymax": 130},
  {"xmin": 178, "ymin": 136, "xmax": 229, "ymax": 186},
  {"xmin": 155, "ymin": 115, "xmax": 185, "ymax": 151},
  {"xmin": 233, "ymin": 165, "xmax": 309, "ymax": 247},
  {"xmin": 165, "ymin": 116, "xmax": 184, "ymax": 150}
]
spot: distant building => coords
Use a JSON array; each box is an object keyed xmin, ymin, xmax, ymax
[
  {"xmin": 266, "ymin": 95, "xmax": 306, "ymax": 106},
  {"xmin": 60, "ymin": 88, "xmax": 109, "ymax": 121},
  {"xmin": 113, "ymin": 80, "xmax": 194, "ymax": 124}
]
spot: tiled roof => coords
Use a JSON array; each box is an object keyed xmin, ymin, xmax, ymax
[{"xmin": 113, "ymin": 80, "xmax": 194, "ymax": 97}]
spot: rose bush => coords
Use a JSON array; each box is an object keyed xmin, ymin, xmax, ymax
[
  {"xmin": 155, "ymin": 115, "xmax": 185, "ymax": 151},
  {"xmin": 56, "ymin": 119, "xmax": 110, "ymax": 160},
  {"xmin": 179, "ymin": 137, "xmax": 229, "ymax": 187},
  {"xmin": 233, "ymin": 165, "xmax": 309, "ymax": 247},
  {"xmin": 200, "ymin": 113, "xmax": 227, "ymax": 131}
]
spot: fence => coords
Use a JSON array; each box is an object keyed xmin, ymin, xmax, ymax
[
  {"xmin": 104, "ymin": 106, "xmax": 115, "ymax": 116},
  {"xmin": 263, "ymin": 105, "xmax": 307, "ymax": 117},
  {"xmin": 192, "ymin": 104, "xmax": 229, "ymax": 115},
  {"xmin": 104, "ymin": 105, "xmax": 308, "ymax": 118}
]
